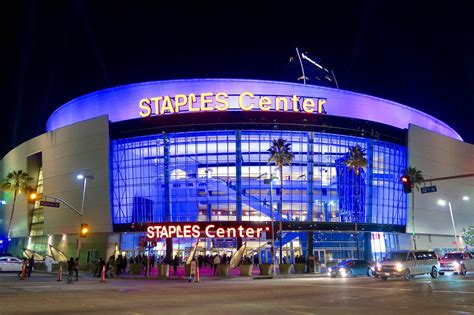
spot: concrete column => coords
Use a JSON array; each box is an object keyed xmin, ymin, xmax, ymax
[
  {"xmin": 366, "ymin": 139, "xmax": 374, "ymax": 223},
  {"xmin": 236, "ymin": 130, "xmax": 242, "ymax": 221},
  {"xmin": 163, "ymin": 134, "xmax": 173, "ymax": 262},
  {"xmin": 306, "ymin": 133, "xmax": 314, "ymax": 260}
]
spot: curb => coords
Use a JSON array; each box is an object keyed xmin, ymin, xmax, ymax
[{"xmin": 114, "ymin": 273, "xmax": 327, "ymax": 281}]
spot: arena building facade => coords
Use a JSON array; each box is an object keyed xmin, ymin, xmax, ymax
[{"xmin": 1, "ymin": 79, "xmax": 473, "ymax": 265}]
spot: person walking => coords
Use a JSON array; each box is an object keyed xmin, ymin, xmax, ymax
[
  {"xmin": 172, "ymin": 255, "xmax": 179, "ymax": 275},
  {"xmin": 213, "ymin": 254, "xmax": 220, "ymax": 276},
  {"xmin": 107, "ymin": 255, "xmax": 115, "ymax": 278},
  {"xmin": 27, "ymin": 256, "xmax": 34, "ymax": 277},
  {"xmin": 198, "ymin": 254, "xmax": 204, "ymax": 269},
  {"xmin": 74, "ymin": 257, "xmax": 79, "ymax": 281},
  {"xmin": 19, "ymin": 258, "xmax": 28, "ymax": 279},
  {"xmin": 67, "ymin": 257, "xmax": 75, "ymax": 283},
  {"xmin": 189, "ymin": 257, "xmax": 197, "ymax": 282}
]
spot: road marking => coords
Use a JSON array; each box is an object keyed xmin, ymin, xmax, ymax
[
  {"xmin": 284, "ymin": 283, "xmax": 414, "ymax": 292},
  {"xmin": 434, "ymin": 290, "xmax": 474, "ymax": 295}
]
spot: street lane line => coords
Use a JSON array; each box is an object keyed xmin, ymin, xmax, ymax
[
  {"xmin": 434, "ymin": 290, "xmax": 474, "ymax": 295},
  {"xmin": 283, "ymin": 283, "xmax": 414, "ymax": 292}
]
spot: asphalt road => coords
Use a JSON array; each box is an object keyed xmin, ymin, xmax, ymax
[{"xmin": 0, "ymin": 272, "xmax": 473, "ymax": 314}]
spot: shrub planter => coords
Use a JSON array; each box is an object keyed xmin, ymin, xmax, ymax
[
  {"xmin": 259, "ymin": 263, "xmax": 272, "ymax": 276},
  {"xmin": 52, "ymin": 262, "xmax": 67, "ymax": 272},
  {"xmin": 129, "ymin": 263, "xmax": 142, "ymax": 275},
  {"xmin": 217, "ymin": 264, "xmax": 230, "ymax": 276},
  {"xmin": 279, "ymin": 263, "xmax": 291, "ymax": 275},
  {"xmin": 239, "ymin": 264, "xmax": 253, "ymax": 276},
  {"xmin": 161, "ymin": 264, "xmax": 170, "ymax": 277},
  {"xmin": 294, "ymin": 263, "xmax": 306, "ymax": 274},
  {"xmin": 79, "ymin": 262, "xmax": 92, "ymax": 272},
  {"xmin": 34, "ymin": 262, "xmax": 47, "ymax": 271}
]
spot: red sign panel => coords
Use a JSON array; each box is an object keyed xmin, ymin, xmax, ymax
[{"xmin": 145, "ymin": 222, "xmax": 271, "ymax": 240}]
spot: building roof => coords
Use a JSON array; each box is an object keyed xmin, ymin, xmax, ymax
[{"xmin": 46, "ymin": 79, "xmax": 462, "ymax": 141}]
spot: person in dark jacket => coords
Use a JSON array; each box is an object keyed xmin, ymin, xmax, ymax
[
  {"xmin": 67, "ymin": 257, "xmax": 75, "ymax": 282},
  {"xmin": 172, "ymin": 255, "xmax": 179, "ymax": 275},
  {"xmin": 27, "ymin": 257, "xmax": 34, "ymax": 277},
  {"xmin": 74, "ymin": 257, "xmax": 79, "ymax": 281},
  {"xmin": 94, "ymin": 258, "xmax": 105, "ymax": 277}
]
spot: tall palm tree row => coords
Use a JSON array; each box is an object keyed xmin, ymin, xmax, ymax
[
  {"xmin": 403, "ymin": 166, "xmax": 424, "ymax": 250},
  {"xmin": 267, "ymin": 138, "xmax": 294, "ymax": 264},
  {"xmin": 343, "ymin": 145, "xmax": 368, "ymax": 259},
  {"xmin": 1, "ymin": 170, "xmax": 33, "ymax": 240}
]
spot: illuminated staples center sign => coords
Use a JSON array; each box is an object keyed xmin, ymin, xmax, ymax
[
  {"xmin": 146, "ymin": 222, "xmax": 272, "ymax": 239},
  {"xmin": 139, "ymin": 92, "xmax": 327, "ymax": 118}
]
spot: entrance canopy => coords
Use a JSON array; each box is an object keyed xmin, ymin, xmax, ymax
[
  {"xmin": 23, "ymin": 248, "xmax": 46, "ymax": 261},
  {"xmin": 48, "ymin": 244, "xmax": 68, "ymax": 262}
]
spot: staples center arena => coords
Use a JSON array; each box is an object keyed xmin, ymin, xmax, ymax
[{"xmin": 1, "ymin": 79, "xmax": 473, "ymax": 265}]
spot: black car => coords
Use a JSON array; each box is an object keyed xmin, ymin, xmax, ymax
[{"xmin": 327, "ymin": 260, "xmax": 374, "ymax": 278}]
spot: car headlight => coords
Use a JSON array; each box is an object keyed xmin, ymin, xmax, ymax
[
  {"xmin": 376, "ymin": 263, "xmax": 382, "ymax": 271},
  {"xmin": 453, "ymin": 261, "xmax": 460, "ymax": 267},
  {"xmin": 395, "ymin": 263, "xmax": 404, "ymax": 272}
]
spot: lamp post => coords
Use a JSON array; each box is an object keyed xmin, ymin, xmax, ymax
[
  {"xmin": 76, "ymin": 174, "xmax": 94, "ymax": 257},
  {"xmin": 264, "ymin": 170, "xmax": 276, "ymax": 276},
  {"xmin": 438, "ymin": 197, "xmax": 469, "ymax": 251}
]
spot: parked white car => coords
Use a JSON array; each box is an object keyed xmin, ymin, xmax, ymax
[
  {"xmin": 0, "ymin": 256, "xmax": 23, "ymax": 272},
  {"xmin": 376, "ymin": 250, "xmax": 440, "ymax": 281}
]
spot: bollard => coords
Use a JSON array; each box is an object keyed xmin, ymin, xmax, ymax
[
  {"xmin": 57, "ymin": 265, "xmax": 63, "ymax": 282},
  {"xmin": 100, "ymin": 265, "xmax": 106, "ymax": 283}
]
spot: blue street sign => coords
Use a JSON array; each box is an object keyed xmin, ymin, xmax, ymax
[{"xmin": 420, "ymin": 186, "xmax": 437, "ymax": 194}]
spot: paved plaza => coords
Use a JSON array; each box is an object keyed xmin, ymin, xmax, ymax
[{"xmin": 0, "ymin": 271, "xmax": 473, "ymax": 314}]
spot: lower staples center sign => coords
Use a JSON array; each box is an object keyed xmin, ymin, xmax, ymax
[{"xmin": 146, "ymin": 222, "xmax": 272, "ymax": 240}]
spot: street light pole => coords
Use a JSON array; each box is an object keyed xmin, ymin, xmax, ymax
[
  {"xmin": 80, "ymin": 176, "xmax": 88, "ymax": 216},
  {"xmin": 76, "ymin": 174, "xmax": 94, "ymax": 258},
  {"xmin": 269, "ymin": 172, "xmax": 276, "ymax": 276},
  {"xmin": 447, "ymin": 201, "xmax": 460, "ymax": 251}
]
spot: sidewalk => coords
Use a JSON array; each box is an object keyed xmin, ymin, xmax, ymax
[{"xmin": 114, "ymin": 265, "xmax": 327, "ymax": 281}]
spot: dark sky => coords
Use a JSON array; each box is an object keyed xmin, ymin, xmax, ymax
[{"xmin": 1, "ymin": 1, "xmax": 473, "ymax": 158}]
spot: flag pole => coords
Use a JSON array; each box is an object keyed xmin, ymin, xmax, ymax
[{"xmin": 295, "ymin": 47, "xmax": 306, "ymax": 85}]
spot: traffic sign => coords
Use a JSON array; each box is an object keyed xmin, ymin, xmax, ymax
[
  {"xmin": 420, "ymin": 186, "xmax": 437, "ymax": 194},
  {"xmin": 40, "ymin": 200, "xmax": 61, "ymax": 208}
]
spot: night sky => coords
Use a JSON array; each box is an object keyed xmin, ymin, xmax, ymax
[{"xmin": 1, "ymin": 1, "xmax": 473, "ymax": 158}]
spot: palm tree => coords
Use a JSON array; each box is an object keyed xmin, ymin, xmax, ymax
[
  {"xmin": 403, "ymin": 166, "xmax": 424, "ymax": 250},
  {"xmin": 268, "ymin": 138, "xmax": 294, "ymax": 264},
  {"xmin": 343, "ymin": 145, "xmax": 367, "ymax": 259},
  {"xmin": 1, "ymin": 170, "xmax": 33, "ymax": 239}
]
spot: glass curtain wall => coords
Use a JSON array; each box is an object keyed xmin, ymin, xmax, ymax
[{"xmin": 112, "ymin": 130, "xmax": 407, "ymax": 226}]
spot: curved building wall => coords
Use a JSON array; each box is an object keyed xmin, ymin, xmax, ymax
[
  {"xmin": 1, "ymin": 116, "xmax": 112, "ymax": 240},
  {"xmin": 47, "ymin": 79, "xmax": 462, "ymax": 141},
  {"xmin": 408, "ymin": 124, "xmax": 474, "ymax": 250},
  {"xmin": 112, "ymin": 129, "xmax": 407, "ymax": 226}
]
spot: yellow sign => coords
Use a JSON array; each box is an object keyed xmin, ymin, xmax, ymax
[{"xmin": 139, "ymin": 92, "xmax": 326, "ymax": 117}]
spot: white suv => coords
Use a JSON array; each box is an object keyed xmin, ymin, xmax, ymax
[{"xmin": 376, "ymin": 250, "xmax": 440, "ymax": 281}]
